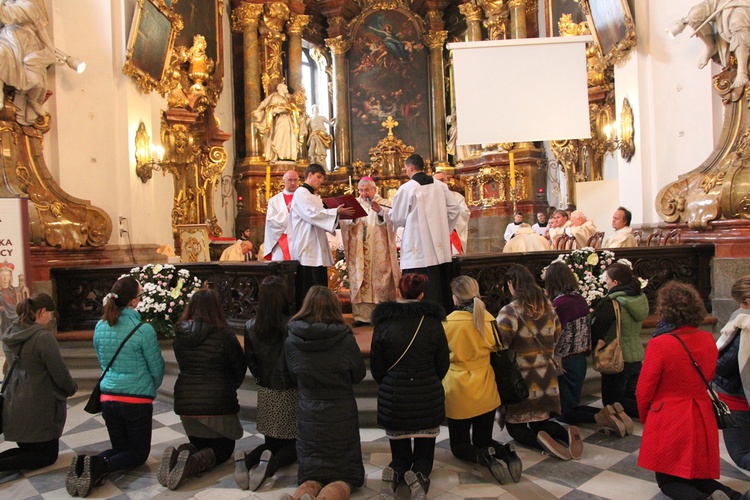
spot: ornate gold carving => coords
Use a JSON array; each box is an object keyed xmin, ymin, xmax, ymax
[
  {"xmin": 558, "ymin": 13, "xmax": 588, "ymax": 37},
  {"xmin": 231, "ymin": 2, "xmax": 263, "ymax": 32},
  {"xmin": 508, "ymin": 0, "xmax": 525, "ymax": 8},
  {"xmin": 288, "ymin": 14, "xmax": 310, "ymax": 35},
  {"xmin": 619, "ymin": 97, "xmax": 635, "ymax": 162},
  {"xmin": 260, "ymin": 2, "xmax": 290, "ymax": 95},
  {"xmin": 459, "ymin": 2, "xmax": 483, "ymax": 23},
  {"xmin": 478, "ymin": 0, "xmax": 508, "ymax": 40},
  {"xmin": 368, "ymin": 116, "xmax": 415, "ymax": 177},
  {"xmin": 464, "ymin": 166, "xmax": 505, "ymax": 207},
  {"xmin": 325, "ymin": 35, "xmax": 352, "ymax": 56},
  {"xmin": 424, "ymin": 30, "xmax": 448, "ymax": 50},
  {"xmin": 578, "ymin": 0, "xmax": 637, "ymax": 67},
  {"xmin": 426, "ymin": 10, "xmax": 443, "ymax": 24}
]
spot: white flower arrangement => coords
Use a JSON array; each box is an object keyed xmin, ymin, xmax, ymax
[
  {"xmin": 121, "ymin": 263, "xmax": 204, "ymax": 336},
  {"xmin": 334, "ymin": 256, "xmax": 349, "ymax": 291},
  {"xmin": 543, "ymin": 247, "xmax": 619, "ymax": 307}
]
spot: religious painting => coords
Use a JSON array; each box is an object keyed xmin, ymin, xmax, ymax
[
  {"xmin": 124, "ymin": 0, "xmax": 176, "ymax": 92},
  {"xmin": 178, "ymin": 224, "xmax": 211, "ymax": 262},
  {"xmin": 580, "ymin": 0, "xmax": 636, "ymax": 65},
  {"xmin": 171, "ymin": 0, "xmax": 221, "ymax": 68},
  {"xmin": 348, "ymin": 10, "xmax": 429, "ymax": 164},
  {"xmin": 545, "ymin": 0, "xmax": 585, "ymax": 37}
]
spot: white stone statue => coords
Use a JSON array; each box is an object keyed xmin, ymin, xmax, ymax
[
  {"xmin": 252, "ymin": 83, "xmax": 299, "ymax": 162},
  {"xmin": 0, "ymin": 0, "xmax": 57, "ymax": 125},
  {"xmin": 307, "ymin": 104, "xmax": 333, "ymax": 165},
  {"xmin": 669, "ymin": 0, "xmax": 750, "ymax": 88}
]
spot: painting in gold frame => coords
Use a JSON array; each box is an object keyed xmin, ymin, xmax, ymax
[
  {"xmin": 171, "ymin": 0, "xmax": 222, "ymax": 70},
  {"xmin": 579, "ymin": 0, "xmax": 636, "ymax": 66},
  {"xmin": 545, "ymin": 0, "xmax": 586, "ymax": 37},
  {"xmin": 123, "ymin": 0, "xmax": 177, "ymax": 93},
  {"xmin": 178, "ymin": 224, "xmax": 211, "ymax": 263}
]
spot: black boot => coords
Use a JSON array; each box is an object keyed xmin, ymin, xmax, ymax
[
  {"xmin": 495, "ymin": 442, "xmax": 523, "ymax": 483},
  {"xmin": 78, "ymin": 455, "xmax": 109, "ymax": 498},
  {"xmin": 167, "ymin": 447, "xmax": 216, "ymax": 490},
  {"xmin": 65, "ymin": 455, "xmax": 85, "ymax": 496},
  {"xmin": 480, "ymin": 447, "xmax": 511, "ymax": 484}
]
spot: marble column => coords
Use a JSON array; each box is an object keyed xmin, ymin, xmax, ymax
[
  {"xmin": 459, "ymin": 2, "xmax": 483, "ymax": 42},
  {"xmin": 287, "ymin": 14, "xmax": 310, "ymax": 93},
  {"xmin": 425, "ymin": 30, "xmax": 449, "ymax": 169},
  {"xmin": 325, "ymin": 35, "xmax": 352, "ymax": 170},
  {"xmin": 231, "ymin": 2, "xmax": 264, "ymax": 160},
  {"xmin": 509, "ymin": 0, "xmax": 527, "ymax": 39}
]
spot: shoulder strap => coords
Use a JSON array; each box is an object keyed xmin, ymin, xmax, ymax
[
  {"xmin": 388, "ymin": 316, "xmax": 424, "ymax": 372},
  {"xmin": 490, "ymin": 319, "xmax": 507, "ymax": 349},
  {"xmin": 670, "ymin": 333, "xmax": 720, "ymax": 400},
  {"xmin": 611, "ymin": 298, "xmax": 622, "ymax": 341},
  {"xmin": 97, "ymin": 322, "xmax": 144, "ymax": 383}
]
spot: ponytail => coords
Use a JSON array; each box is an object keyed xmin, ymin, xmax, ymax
[
  {"xmin": 450, "ymin": 276, "xmax": 487, "ymax": 336},
  {"xmin": 102, "ymin": 277, "xmax": 140, "ymax": 326},
  {"xmin": 16, "ymin": 293, "xmax": 56, "ymax": 324}
]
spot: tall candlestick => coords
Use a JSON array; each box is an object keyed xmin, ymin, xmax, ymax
[
  {"xmin": 509, "ymin": 151, "xmax": 516, "ymax": 189},
  {"xmin": 349, "ymin": 175, "xmax": 352, "ymax": 189},
  {"xmin": 265, "ymin": 165, "xmax": 271, "ymax": 201}
]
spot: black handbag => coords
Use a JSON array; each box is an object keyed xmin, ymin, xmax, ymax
[
  {"xmin": 489, "ymin": 321, "xmax": 529, "ymax": 406},
  {"xmin": 85, "ymin": 322, "xmax": 143, "ymax": 414},
  {"xmin": 671, "ymin": 334, "xmax": 736, "ymax": 430}
]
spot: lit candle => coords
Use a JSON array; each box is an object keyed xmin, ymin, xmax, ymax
[
  {"xmin": 265, "ymin": 165, "xmax": 271, "ymax": 201},
  {"xmin": 349, "ymin": 175, "xmax": 352, "ymax": 189},
  {"xmin": 509, "ymin": 150, "xmax": 516, "ymax": 189}
]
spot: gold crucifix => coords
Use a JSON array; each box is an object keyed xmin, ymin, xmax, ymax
[{"xmin": 382, "ymin": 116, "xmax": 398, "ymax": 137}]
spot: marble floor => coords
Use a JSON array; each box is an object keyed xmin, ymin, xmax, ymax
[{"xmin": 1, "ymin": 392, "xmax": 749, "ymax": 500}]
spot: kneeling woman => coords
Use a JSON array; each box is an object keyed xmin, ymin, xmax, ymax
[
  {"xmin": 284, "ymin": 286, "xmax": 366, "ymax": 500},
  {"xmin": 370, "ymin": 274, "xmax": 450, "ymax": 499},
  {"xmin": 161, "ymin": 288, "xmax": 247, "ymax": 490}
]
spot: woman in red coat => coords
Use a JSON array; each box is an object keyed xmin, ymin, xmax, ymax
[{"xmin": 637, "ymin": 282, "xmax": 744, "ymax": 499}]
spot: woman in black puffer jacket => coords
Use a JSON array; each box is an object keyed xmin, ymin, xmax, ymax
[
  {"xmin": 160, "ymin": 288, "xmax": 246, "ymax": 491},
  {"xmin": 370, "ymin": 273, "xmax": 450, "ymax": 500}
]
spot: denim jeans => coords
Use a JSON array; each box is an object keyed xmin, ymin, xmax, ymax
[
  {"xmin": 99, "ymin": 402, "xmax": 153, "ymax": 473},
  {"xmin": 723, "ymin": 409, "xmax": 750, "ymax": 472},
  {"xmin": 559, "ymin": 353, "xmax": 587, "ymax": 415}
]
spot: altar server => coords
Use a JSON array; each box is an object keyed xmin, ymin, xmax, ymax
[{"xmin": 263, "ymin": 170, "xmax": 299, "ymax": 261}]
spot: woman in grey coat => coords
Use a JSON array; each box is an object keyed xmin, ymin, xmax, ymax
[{"xmin": 0, "ymin": 293, "xmax": 77, "ymax": 471}]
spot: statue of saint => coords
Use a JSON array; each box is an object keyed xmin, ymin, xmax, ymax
[
  {"xmin": 670, "ymin": 0, "xmax": 750, "ymax": 88},
  {"xmin": 0, "ymin": 0, "xmax": 57, "ymax": 125},
  {"xmin": 307, "ymin": 104, "xmax": 333, "ymax": 165},
  {"xmin": 252, "ymin": 83, "xmax": 299, "ymax": 162}
]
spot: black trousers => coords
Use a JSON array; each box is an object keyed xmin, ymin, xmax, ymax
[
  {"xmin": 447, "ymin": 410, "xmax": 496, "ymax": 463},
  {"xmin": 188, "ymin": 435, "xmax": 236, "ymax": 465},
  {"xmin": 506, "ymin": 419, "xmax": 568, "ymax": 451},
  {"xmin": 0, "ymin": 439, "xmax": 58, "ymax": 471},
  {"xmin": 295, "ymin": 265, "xmax": 329, "ymax": 311},
  {"xmin": 245, "ymin": 436, "xmax": 297, "ymax": 477},
  {"xmin": 655, "ymin": 472, "xmax": 741, "ymax": 500},
  {"xmin": 389, "ymin": 437, "xmax": 436, "ymax": 480}
]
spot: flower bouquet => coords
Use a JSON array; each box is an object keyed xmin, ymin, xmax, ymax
[
  {"xmin": 122, "ymin": 263, "xmax": 204, "ymax": 336},
  {"xmin": 334, "ymin": 255, "xmax": 350, "ymax": 291},
  {"xmin": 543, "ymin": 247, "xmax": 622, "ymax": 307}
]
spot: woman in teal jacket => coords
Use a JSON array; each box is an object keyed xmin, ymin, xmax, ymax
[{"xmin": 66, "ymin": 276, "xmax": 165, "ymax": 498}]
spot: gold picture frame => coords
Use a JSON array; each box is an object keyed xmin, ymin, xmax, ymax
[
  {"xmin": 579, "ymin": 0, "xmax": 636, "ymax": 66},
  {"xmin": 177, "ymin": 224, "xmax": 211, "ymax": 262},
  {"xmin": 171, "ymin": 0, "xmax": 223, "ymax": 71},
  {"xmin": 545, "ymin": 0, "xmax": 586, "ymax": 38},
  {"xmin": 123, "ymin": 0, "xmax": 178, "ymax": 94}
]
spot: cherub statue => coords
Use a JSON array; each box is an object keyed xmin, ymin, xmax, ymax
[
  {"xmin": 307, "ymin": 104, "xmax": 333, "ymax": 165},
  {"xmin": 669, "ymin": 0, "xmax": 750, "ymax": 88}
]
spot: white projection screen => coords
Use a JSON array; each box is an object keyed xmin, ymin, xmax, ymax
[{"xmin": 448, "ymin": 36, "xmax": 592, "ymax": 145}]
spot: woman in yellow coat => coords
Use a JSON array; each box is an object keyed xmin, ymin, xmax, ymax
[{"xmin": 443, "ymin": 276, "xmax": 522, "ymax": 484}]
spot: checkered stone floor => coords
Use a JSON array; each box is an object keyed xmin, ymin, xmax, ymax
[{"xmin": 1, "ymin": 393, "xmax": 749, "ymax": 499}]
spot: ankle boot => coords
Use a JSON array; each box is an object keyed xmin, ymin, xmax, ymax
[
  {"xmin": 167, "ymin": 447, "xmax": 216, "ymax": 490},
  {"xmin": 479, "ymin": 447, "xmax": 511, "ymax": 484},
  {"xmin": 78, "ymin": 455, "xmax": 108, "ymax": 498},
  {"xmin": 65, "ymin": 455, "xmax": 85, "ymax": 496},
  {"xmin": 495, "ymin": 442, "xmax": 523, "ymax": 483},
  {"xmin": 158, "ymin": 446, "xmax": 178, "ymax": 487},
  {"xmin": 317, "ymin": 480, "xmax": 351, "ymax": 500},
  {"xmin": 595, "ymin": 405, "xmax": 626, "ymax": 438},
  {"xmin": 404, "ymin": 471, "xmax": 428, "ymax": 500},
  {"xmin": 282, "ymin": 480, "xmax": 323, "ymax": 500},
  {"xmin": 611, "ymin": 402, "xmax": 634, "ymax": 435},
  {"xmin": 379, "ymin": 466, "xmax": 398, "ymax": 500}
]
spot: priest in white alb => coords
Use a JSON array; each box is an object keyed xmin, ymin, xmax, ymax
[
  {"xmin": 340, "ymin": 177, "xmax": 400, "ymax": 326},
  {"xmin": 604, "ymin": 207, "xmax": 638, "ymax": 248},
  {"xmin": 433, "ymin": 171, "xmax": 470, "ymax": 255},
  {"xmin": 503, "ymin": 223, "xmax": 552, "ymax": 253},
  {"xmin": 263, "ymin": 170, "xmax": 299, "ymax": 261},
  {"xmin": 566, "ymin": 210, "xmax": 597, "ymax": 248}
]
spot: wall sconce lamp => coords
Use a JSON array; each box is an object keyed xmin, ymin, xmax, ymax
[
  {"xmin": 603, "ymin": 98, "xmax": 636, "ymax": 163},
  {"xmin": 54, "ymin": 48, "xmax": 86, "ymax": 74},
  {"xmin": 134, "ymin": 122, "xmax": 168, "ymax": 183}
]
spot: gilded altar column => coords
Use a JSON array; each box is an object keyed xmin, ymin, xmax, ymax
[
  {"xmin": 425, "ymin": 30, "xmax": 449, "ymax": 169},
  {"xmin": 231, "ymin": 2, "xmax": 264, "ymax": 160},
  {"xmin": 261, "ymin": 2, "xmax": 290, "ymax": 96},
  {"xmin": 479, "ymin": 0, "xmax": 508, "ymax": 41},
  {"xmin": 287, "ymin": 14, "xmax": 310, "ymax": 93},
  {"xmin": 325, "ymin": 35, "xmax": 352, "ymax": 169},
  {"xmin": 509, "ymin": 0, "xmax": 527, "ymax": 39},
  {"xmin": 459, "ymin": 2, "xmax": 483, "ymax": 42}
]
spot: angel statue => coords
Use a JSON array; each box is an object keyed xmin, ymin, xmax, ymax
[
  {"xmin": 307, "ymin": 104, "xmax": 333, "ymax": 165},
  {"xmin": 0, "ymin": 0, "xmax": 57, "ymax": 125},
  {"xmin": 669, "ymin": 0, "xmax": 750, "ymax": 89},
  {"xmin": 252, "ymin": 83, "xmax": 299, "ymax": 162}
]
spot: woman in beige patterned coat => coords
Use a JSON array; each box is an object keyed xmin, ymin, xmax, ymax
[{"xmin": 495, "ymin": 265, "xmax": 583, "ymax": 461}]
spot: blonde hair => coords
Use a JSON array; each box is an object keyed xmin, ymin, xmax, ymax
[{"xmin": 450, "ymin": 276, "xmax": 487, "ymax": 336}]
